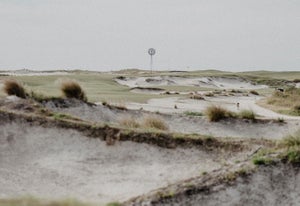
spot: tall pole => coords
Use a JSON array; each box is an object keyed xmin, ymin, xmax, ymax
[
  {"xmin": 150, "ymin": 54, "xmax": 153, "ymax": 73},
  {"xmin": 148, "ymin": 48, "xmax": 156, "ymax": 74}
]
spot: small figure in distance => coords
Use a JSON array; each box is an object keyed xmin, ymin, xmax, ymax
[
  {"xmin": 237, "ymin": 102, "xmax": 240, "ymax": 110},
  {"xmin": 174, "ymin": 104, "xmax": 178, "ymax": 109}
]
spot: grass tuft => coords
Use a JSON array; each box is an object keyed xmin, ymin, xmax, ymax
[
  {"xmin": 238, "ymin": 110, "xmax": 256, "ymax": 120},
  {"xmin": 249, "ymin": 90, "xmax": 259, "ymax": 95},
  {"xmin": 143, "ymin": 116, "xmax": 169, "ymax": 131},
  {"xmin": 3, "ymin": 80, "xmax": 26, "ymax": 98},
  {"xmin": 184, "ymin": 111, "xmax": 203, "ymax": 117},
  {"xmin": 252, "ymin": 156, "xmax": 274, "ymax": 165},
  {"xmin": 119, "ymin": 117, "xmax": 140, "ymax": 128},
  {"xmin": 61, "ymin": 80, "xmax": 87, "ymax": 101},
  {"xmin": 205, "ymin": 105, "xmax": 233, "ymax": 122},
  {"xmin": 267, "ymin": 87, "xmax": 300, "ymax": 116},
  {"xmin": 281, "ymin": 130, "xmax": 300, "ymax": 148}
]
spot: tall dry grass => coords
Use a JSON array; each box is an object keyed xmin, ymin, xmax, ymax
[
  {"xmin": 205, "ymin": 105, "xmax": 233, "ymax": 122},
  {"xmin": 61, "ymin": 80, "xmax": 87, "ymax": 101},
  {"xmin": 3, "ymin": 80, "xmax": 26, "ymax": 98},
  {"xmin": 143, "ymin": 116, "xmax": 169, "ymax": 131},
  {"xmin": 119, "ymin": 117, "xmax": 140, "ymax": 128}
]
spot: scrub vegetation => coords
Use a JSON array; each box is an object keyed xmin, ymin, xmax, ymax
[
  {"xmin": 61, "ymin": 80, "xmax": 87, "ymax": 102},
  {"xmin": 3, "ymin": 79, "xmax": 26, "ymax": 98},
  {"xmin": 267, "ymin": 87, "xmax": 300, "ymax": 116}
]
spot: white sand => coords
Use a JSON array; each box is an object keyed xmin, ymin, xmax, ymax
[
  {"xmin": 155, "ymin": 164, "xmax": 300, "ymax": 206},
  {"xmin": 125, "ymin": 96, "xmax": 300, "ymax": 121},
  {"xmin": 0, "ymin": 122, "xmax": 224, "ymax": 204},
  {"xmin": 116, "ymin": 76, "xmax": 268, "ymax": 90}
]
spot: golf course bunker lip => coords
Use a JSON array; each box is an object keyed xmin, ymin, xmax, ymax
[
  {"xmin": 125, "ymin": 163, "xmax": 300, "ymax": 206},
  {"xmin": 130, "ymin": 87, "xmax": 165, "ymax": 94},
  {"xmin": 0, "ymin": 112, "xmax": 257, "ymax": 205},
  {"xmin": 115, "ymin": 76, "xmax": 268, "ymax": 90}
]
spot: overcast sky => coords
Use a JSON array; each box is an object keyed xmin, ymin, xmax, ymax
[{"xmin": 0, "ymin": 0, "xmax": 299, "ymax": 71}]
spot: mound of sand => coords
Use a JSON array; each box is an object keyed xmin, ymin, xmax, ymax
[
  {"xmin": 116, "ymin": 76, "xmax": 268, "ymax": 90},
  {"xmin": 137, "ymin": 164, "xmax": 300, "ymax": 206},
  {"xmin": 40, "ymin": 98, "xmax": 299, "ymax": 139},
  {"xmin": 0, "ymin": 120, "xmax": 232, "ymax": 204}
]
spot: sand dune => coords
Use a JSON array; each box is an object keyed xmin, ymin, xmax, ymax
[{"xmin": 116, "ymin": 76, "xmax": 268, "ymax": 90}]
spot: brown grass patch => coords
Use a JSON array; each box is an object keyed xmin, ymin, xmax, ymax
[
  {"xmin": 143, "ymin": 116, "xmax": 169, "ymax": 131},
  {"xmin": 3, "ymin": 79, "xmax": 26, "ymax": 98},
  {"xmin": 205, "ymin": 105, "xmax": 234, "ymax": 122},
  {"xmin": 61, "ymin": 80, "xmax": 87, "ymax": 101},
  {"xmin": 119, "ymin": 117, "xmax": 140, "ymax": 128},
  {"xmin": 267, "ymin": 87, "xmax": 300, "ymax": 115}
]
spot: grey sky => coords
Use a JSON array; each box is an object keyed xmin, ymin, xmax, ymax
[{"xmin": 0, "ymin": 0, "xmax": 299, "ymax": 71}]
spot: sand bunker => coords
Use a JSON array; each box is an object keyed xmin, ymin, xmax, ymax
[
  {"xmin": 134, "ymin": 164, "xmax": 300, "ymax": 206},
  {"xmin": 41, "ymin": 98, "xmax": 299, "ymax": 140},
  {"xmin": 0, "ymin": 120, "xmax": 239, "ymax": 204},
  {"xmin": 126, "ymin": 96, "xmax": 300, "ymax": 120},
  {"xmin": 116, "ymin": 76, "xmax": 268, "ymax": 90}
]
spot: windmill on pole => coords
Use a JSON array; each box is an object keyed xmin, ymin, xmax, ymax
[{"xmin": 148, "ymin": 48, "xmax": 156, "ymax": 73}]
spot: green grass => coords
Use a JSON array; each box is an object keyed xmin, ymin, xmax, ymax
[
  {"xmin": 0, "ymin": 73, "xmax": 157, "ymax": 103},
  {"xmin": 252, "ymin": 156, "xmax": 274, "ymax": 165},
  {"xmin": 1, "ymin": 70, "xmax": 299, "ymax": 104},
  {"xmin": 281, "ymin": 130, "xmax": 300, "ymax": 148}
]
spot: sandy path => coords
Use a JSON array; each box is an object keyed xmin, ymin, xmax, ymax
[
  {"xmin": 0, "ymin": 122, "xmax": 224, "ymax": 204},
  {"xmin": 125, "ymin": 96, "xmax": 300, "ymax": 121},
  {"xmin": 44, "ymin": 97, "xmax": 299, "ymax": 139}
]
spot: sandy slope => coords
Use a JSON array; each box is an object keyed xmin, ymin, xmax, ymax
[
  {"xmin": 44, "ymin": 98, "xmax": 299, "ymax": 140},
  {"xmin": 125, "ymin": 96, "xmax": 300, "ymax": 120},
  {"xmin": 0, "ymin": 121, "xmax": 228, "ymax": 204},
  {"xmin": 151, "ymin": 164, "xmax": 300, "ymax": 206},
  {"xmin": 116, "ymin": 76, "xmax": 267, "ymax": 90}
]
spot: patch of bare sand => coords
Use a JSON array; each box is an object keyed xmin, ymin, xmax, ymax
[
  {"xmin": 120, "ymin": 96, "xmax": 299, "ymax": 139},
  {"xmin": 125, "ymin": 96, "xmax": 300, "ymax": 120},
  {"xmin": 149, "ymin": 164, "xmax": 300, "ymax": 206},
  {"xmin": 42, "ymin": 97, "xmax": 299, "ymax": 139},
  {"xmin": 115, "ymin": 76, "xmax": 267, "ymax": 90},
  {"xmin": 0, "ymin": 122, "xmax": 236, "ymax": 204}
]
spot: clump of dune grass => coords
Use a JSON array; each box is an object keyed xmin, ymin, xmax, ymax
[
  {"xmin": 3, "ymin": 79, "xmax": 26, "ymax": 98},
  {"xmin": 119, "ymin": 117, "xmax": 140, "ymax": 128},
  {"xmin": 205, "ymin": 105, "xmax": 234, "ymax": 122},
  {"xmin": 142, "ymin": 116, "xmax": 169, "ymax": 131},
  {"xmin": 249, "ymin": 90, "xmax": 259, "ymax": 95},
  {"xmin": 281, "ymin": 130, "xmax": 300, "ymax": 148},
  {"xmin": 184, "ymin": 111, "xmax": 203, "ymax": 117},
  {"xmin": 239, "ymin": 110, "xmax": 256, "ymax": 120},
  {"xmin": 61, "ymin": 80, "xmax": 87, "ymax": 101},
  {"xmin": 267, "ymin": 87, "xmax": 300, "ymax": 115},
  {"xmin": 278, "ymin": 130, "xmax": 300, "ymax": 164}
]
